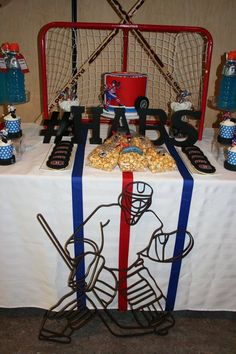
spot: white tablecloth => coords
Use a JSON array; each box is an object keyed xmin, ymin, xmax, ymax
[{"xmin": 0, "ymin": 123, "xmax": 235, "ymax": 311}]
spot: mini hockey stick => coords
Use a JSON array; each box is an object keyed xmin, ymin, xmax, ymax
[
  {"xmin": 107, "ymin": 0, "xmax": 184, "ymax": 96},
  {"xmin": 48, "ymin": 0, "xmax": 146, "ymax": 113}
]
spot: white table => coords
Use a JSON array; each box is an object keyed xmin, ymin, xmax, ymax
[{"xmin": 0, "ymin": 123, "xmax": 235, "ymax": 312}]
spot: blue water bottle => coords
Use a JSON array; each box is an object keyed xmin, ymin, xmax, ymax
[
  {"xmin": 0, "ymin": 42, "xmax": 9, "ymax": 104},
  {"xmin": 6, "ymin": 43, "xmax": 26, "ymax": 103},
  {"xmin": 218, "ymin": 51, "xmax": 236, "ymax": 111}
]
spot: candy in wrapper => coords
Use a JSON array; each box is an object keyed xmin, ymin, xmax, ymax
[
  {"xmin": 103, "ymin": 132, "xmax": 130, "ymax": 151},
  {"xmin": 145, "ymin": 148, "xmax": 176, "ymax": 173},
  {"xmin": 129, "ymin": 135, "xmax": 153, "ymax": 153},
  {"xmin": 118, "ymin": 146, "xmax": 148, "ymax": 172},
  {"xmin": 87, "ymin": 144, "xmax": 119, "ymax": 171}
]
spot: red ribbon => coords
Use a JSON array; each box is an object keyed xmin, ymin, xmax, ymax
[{"xmin": 118, "ymin": 172, "xmax": 133, "ymax": 311}]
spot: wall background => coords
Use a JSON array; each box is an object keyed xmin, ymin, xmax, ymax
[{"xmin": 0, "ymin": 0, "xmax": 235, "ymax": 127}]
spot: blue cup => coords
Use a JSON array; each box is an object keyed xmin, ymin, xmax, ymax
[
  {"xmin": 4, "ymin": 117, "xmax": 21, "ymax": 134},
  {"xmin": 219, "ymin": 121, "xmax": 235, "ymax": 139},
  {"xmin": 218, "ymin": 119, "xmax": 236, "ymax": 145},
  {"xmin": 227, "ymin": 148, "xmax": 236, "ymax": 166},
  {"xmin": 224, "ymin": 146, "xmax": 236, "ymax": 171},
  {"xmin": 0, "ymin": 144, "xmax": 13, "ymax": 160}
]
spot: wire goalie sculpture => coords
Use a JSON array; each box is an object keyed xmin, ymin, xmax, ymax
[{"xmin": 37, "ymin": 181, "xmax": 194, "ymax": 343}]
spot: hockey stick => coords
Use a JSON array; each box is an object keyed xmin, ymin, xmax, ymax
[
  {"xmin": 107, "ymin": 0, "xmax": 184, "ymax": 96},
  {"xmin": 47, "ymin": 0, "xmax": 146, "ymax": 113},
  {"xmin": 37, "ymin": 213, "xmax": 73, "ymax": 271}
]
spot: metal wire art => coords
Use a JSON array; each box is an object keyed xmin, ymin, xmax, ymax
[{"xmin": 37, "ymin": 181, "xmax": 194, "ymax": 343}]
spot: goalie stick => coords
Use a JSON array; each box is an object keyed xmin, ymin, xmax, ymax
[
  {"xmin": 47, "ymin": 0, "xmax": 146, "ymax": 114},
  {"xmin": 107, "ymin": 0, "xmax": 184, "ymax": 96}
]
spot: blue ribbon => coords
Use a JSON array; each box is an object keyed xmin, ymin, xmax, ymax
[
  {"xmin": 162, "ymin": 128, "xmax": 194, "ymax": 311},
  {"xmin": 71, "ymin": 128, "xmax": 88, "ymax": 306}
]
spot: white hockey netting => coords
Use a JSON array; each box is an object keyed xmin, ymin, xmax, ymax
[{"xmin": 40, "ymin": 23, "xmax": 211, "ymax": 119}]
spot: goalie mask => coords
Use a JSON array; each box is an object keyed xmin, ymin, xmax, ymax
[{"xmin": 118, "ymin": 181, "xmax": 153, "ymax": 225}]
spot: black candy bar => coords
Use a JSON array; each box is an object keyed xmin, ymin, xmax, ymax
[
  {"xmin": 181, "ymin": 145, "xmax": 216, "ymax": 174},
  {"xmin": 47, "ymin": 158, "xmax": 69, "ymax": 169},
  {"xmin": 192, "ymin": 158, "xmax": 209, "ymax": 165},
  {"xmin": 53, "ymin": 146, "xmax": 72, "ymax": 152},
  {"xmin": 188, "ymin": 153, "xmax": 207, "ymax": 160},
  {"xmin": 182, "ymin": 146, "xmax": 201, "ymax": 153},
  {"xmin": 51, "ymin": 155, "xmax": 70, "ymax": 161},
  {"xmin": 56, "ymin": 141, "xmax": 73, "ymax": 147},
  {"xmin": 186, "ymin": 150, "xmax": 206, "ymax": 157},
  {"xmin": 52, "ymin": 150, "xmax": 71, "ymax": 157},
  {"xmin": 194, "ymin": 163, "xmax": 216, "ymax": 174},
  {"xmin": 46, "ymin": 141, "xmax": 73, "ymax": 169}
]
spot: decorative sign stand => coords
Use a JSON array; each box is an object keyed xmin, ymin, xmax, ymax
[{"xmin": 40, "ymin": 106, "xmax": 201, "ymax": 147}]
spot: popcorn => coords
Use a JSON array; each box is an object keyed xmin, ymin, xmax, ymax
[
  {"xmin": 87, "ymin": 133, "xmax": 176, "ymax": 173},
  {"xmin": 87, "ymin": 145, "xmax": 120, "ymax": 171},
  {"xmin": 103, "ymin": 133, "xmax": 130, "ymax": 153},
  {"xmin": 129, "ymin": 135, "xmax": 153, "ymax": 153},
  {"xmin": 146, "ymin": 148, "xmax": 176, "ymax": 173},
  {"xmin": 118, "ymin": 146, "xmax": 148, "ymax": 172}
]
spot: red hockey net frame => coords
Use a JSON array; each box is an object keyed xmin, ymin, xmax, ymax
[{"xmin": 38, "ymin": 21, "xmax": 213, "ymax": 139}]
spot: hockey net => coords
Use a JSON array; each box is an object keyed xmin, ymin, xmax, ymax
[{"xmin": 39, "ymin": 22, "xmax": 212, "ymax": 137}]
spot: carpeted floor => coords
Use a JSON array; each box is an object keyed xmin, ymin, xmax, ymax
[{"xmin": 0, "ymin": 308, "xmax": 235, "ymax": 354}]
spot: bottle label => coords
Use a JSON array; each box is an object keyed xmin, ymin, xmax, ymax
[
  {"xmin": 9, "ymin": 57, "xmax": 19, "ymax": 69},
  {"xmin": 16, "ymin": 54, "xmax": 29, "ymax": 73},
  {"xmin": 223, "ymin": 62, "xmax": 236, "ymax": 76},
  {"xmin": 0, "ymin": 54, "xmax": 7, "ymax": 72}
]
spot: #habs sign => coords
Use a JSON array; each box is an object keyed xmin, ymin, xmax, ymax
[{"xmin": 42, "ymin": 106, "xmax": 201, "ymax": 147}]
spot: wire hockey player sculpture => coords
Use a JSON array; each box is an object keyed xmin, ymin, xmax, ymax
[{"xmin": 37, "ymin": 181, "xmax": 194, "ymax": 343}]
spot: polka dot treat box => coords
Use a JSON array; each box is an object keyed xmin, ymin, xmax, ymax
[
  {"xmin": 4, "ymin": 116, "xmax": 22, "ymax": 138},
  {"xmin": 218, "ymin": 119, "xmax": 236, "ymax": 145},
  {"xmin": 0, "ymin": 130, "xmax": 15, "ymax": 165},
  {"xmin": 224, "ymin": 137, "xmax": 236, "ymax": 171},
  {"xmin": 3, "ymin": 105, "xmax": 22, "ymax": 139}
]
